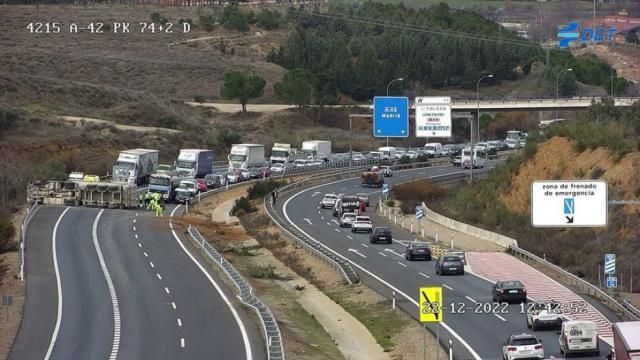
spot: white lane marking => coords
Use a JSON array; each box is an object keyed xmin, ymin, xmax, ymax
[
  {"xmin": 133, "ymin": 218, "xmax": 136, "ymax": 224},
  {"xmin": 169, "ymin": 223, "xmax": 173, "ymax": 230},
  {"xmin": 361, "ymin": 243, "xmax": 369, "ymax": 248},
  {"xmin": 133, "ymin": 226, "xmax": 136, "ymax": 232},
  {"xmin": 494, "ymin": 314, "xmax": 507, "ymax": 322},
  {"xmin": 171, "ymin": 302, "xmax": 176, "ymax": 309},
  {"xmin": 334, "ymin": 228, "xmax": 341, "ymax": 233},
  {"xmin": 283, "ymin": 181, "xmax": 482, "ymax": 360},
  {"xmin": 150, "ymin": 262, "xmax": 155, "ymax": 268},
  {"xmin": 136, "ymin": 212, "xmax": 139, "ymax": 217},
  {"xmin": 378, "ymin": 252, "xmax": 388, "ymax": 257},
  {"xmin": 321, "ymin": 216, "xmax": 325, "ymax": 220},
  {"xmin": 138, "ymin": 242, "xmax": 142, "ymax": 248},
  {"xmin": 170, "ymin": 205, "xmax": 253, "ymax": 360},
  {"xmin": 135, "ymin": 234, "xmax": 138, "ymax": 239},
  {"xmin": 384, "ymin": 248, "xmax": 404, "ymax": 258},
  {"xmin": 465, "ymin": 296, "xmax": 478, "ymax": 303},
  {"xmin": 317, "ymin": 211, "xmax": 321, "ymax": 215},
  {"xmin": 156, "ymin": 273, "xmax": 163, "ymax": 280},
  {"xmin": 180, "ymin": 338, "xmax": 185, "ymax": 348},
  {"xmin": 418, "ymin": 172, "xmax": 426, "ymax": 175},
  {"xmin": 331, "ymin": 220, "xmax": 340, "ymax": 226},
  {"xmin": 443, "ymin": 284, "xmax": 454, "ymax": 291},
  {"xmin": 397, "ymin": 262, "xmax": 407, "ymax": 268},
  {"xmin": 419, "ymin": 272, "xmax": 430, "ymax": 279},
  {"xmin": 143, "ymin": 252, "xmax": 149, "ymax": 257},
  {"xmin": 91, "ymin": 209, "xmax": 121, "ymax": 360},
  {"xmin": 340, "ymin": 187, "xmax": 346, "ymax": 191},
  {"xmin": 165, "ymin": 287, "xmax": 171, "ymax": 294},
  {"xmin": 44, "ymin": 207, "xmax": 70, "ymax": 360},
  {"xmin": 348, "ymin": 248, "xmax": 367, "ymax": 258},
  {"xmin": 303, "ymin": 218, "xmax": 313, "ymax": 225},
  {"xmin": 346, "ymin": 235, "xmax": 353, "ymax": 239},
  {"xmin": 326, "ymin": 222, "xmax": 331, "ymax": 226},
  {"xmin": 177, "ymin": 318, "xmax": 182, "ymax": 327},
  {"xmin": 311, "ymin": 191, "xmax": 321, "ymax": 197}
]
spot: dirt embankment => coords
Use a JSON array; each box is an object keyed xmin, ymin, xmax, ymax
[{"xmin": 500, "ymin": 136, "xmax": 640, "ymax": 215}]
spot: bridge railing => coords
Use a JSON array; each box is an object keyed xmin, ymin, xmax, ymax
[{"xmin": 18, "ymin": 202, "xmax": 39, "ymax": 281}]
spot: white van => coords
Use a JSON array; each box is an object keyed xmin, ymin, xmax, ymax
[
  {"xmin": 378, "ymin": 147, "xmax": 397, "ymax": 160},
  {"xmin": 461, "ymin": 147, "xmax": 486, "ymax": 169},
  {"xmin": 558, "ymin": 320, "xmax": 599, "ymax": 356},
  {"xmin": 424, "ymin": 143, "xmax": 443, "ymax": 157}
]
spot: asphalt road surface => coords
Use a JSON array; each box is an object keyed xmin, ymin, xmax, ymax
[
  {"xmin": 279, "ymin": 162, "xmax": 613, "ymax": 360},
  {"xmin": 10, "ymin": 206, "xmax": 265, "ymax": 360}
]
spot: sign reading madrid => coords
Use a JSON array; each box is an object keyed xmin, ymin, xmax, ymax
[
  {"xmin": 531, "ymin": 180, "xmax": 607, "ymax": 227},
  {"xmin": 373, "ymin": 96, "xmax": 409, "ymax": 138},
  {"xmin": 415, "ymin": 97, "xmax": 452, "ymax": 138}
]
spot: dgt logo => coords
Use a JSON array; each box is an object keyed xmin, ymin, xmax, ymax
[{"xmin": 557, "ymin": 21, "xmax": 616, "ymax": 48}]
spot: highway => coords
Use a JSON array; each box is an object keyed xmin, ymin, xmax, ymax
[
  {"xmin": 10, "ymin": 206, "xmax": 265, "ymax": 360},
  {"xmin": 277, "ymin": 162, "xmax": 614, "ymax": 360}
]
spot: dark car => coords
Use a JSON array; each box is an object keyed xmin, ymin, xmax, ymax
[
  {"xmin": 435, "ymin": 255, "xmax": 464, "ymax": 275},
  {"xmin": 204, "ymin": 174, "xmax": 221, "ymax": 189},
  {"xmin": 492, "ymin": 280, "xmax": 527, "ymax": 303},
  {"xmin": 405, "ymin": 242, "xmax": 432, "ymax": 261},
  {"xmin": 356, "ymin": 192, "xmax": 370, "ymax": 207},
  {"xmin": 370, "ymin": 227, "xmax": 392, "ymax": 244}
]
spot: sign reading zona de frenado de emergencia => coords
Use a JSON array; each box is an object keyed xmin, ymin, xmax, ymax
[
  {"xmin": 531, "ymin": 180, "xmax": 607, "ymax": 227},
  {"xmin": 415, "ymin": 97, "xmax": 452, "ymax": 138}
]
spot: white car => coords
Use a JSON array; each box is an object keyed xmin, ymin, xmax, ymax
[
  {"xmin": 558, "ymin": 320, "xmax": 599, "ymax": 356},
  {"xmin": 270, "ymin": 163, "xmax": 287, "ymax": 175},
  {"xmin": 502, "ymin": 333, "xmax": 544, "ymax": 360},
  {"xmin": 525, "ymin": 302, "xmax": 563, "ymax": 330},
  {"xmin": 405, "ymin": 150, "xmax": 418, "ymax": 159},
  {"xmin": 380, "ymin": 166, "xmax": 393, "ymax": 177},
  {"xmin": 351, "ymin": 216, "xmax": 373, "ymax": 233},
  {"xmin": 339, "ymin": 212, "xmax": 357, "ymax": 227},
  {"xmin": 320, "ymin": 194, "xmax": 338, "ymax": 209},
  {"xmin": 395, "ymin": 150, "xmax": 406, "ymax": 159}
]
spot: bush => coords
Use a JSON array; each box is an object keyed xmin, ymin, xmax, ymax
[
  {"xmin": 0, "ymin": 212, "xmax": 17, "ymax": 253},
  {"xmin": 193, "ymin": 95, "xmax": 206, "ymax": 103},
  {"xmin": 199, "ymin": 13, "xmax": 216, "ymax": 32},
  {"xmin": 216, "ymin": 129, "xmax": 241, "ymax": 149},
  {"xmin": 247, "ymin": 180, "xmax": 284, "ymax": 200},
  {"xmin": 386, "ymin": 200, "xmax": 395, "ymax": 207},
  {"xmin": 150, "ymin": 12, "xmax": 169, "ymax": 25},
  {"xmin": 221, "ymin": 6, "xmax": 251, "ymax": 32},
  {"xmin": 231, "ymin": 196, "xmax": 256, "ymax": 215},
  {"xmin": 33, "ymin": 160, "xmax": 67, "ymax": 181},
  {"xmin": 0, "ymin": 107, "xmax": 20, "ymax": 139},
  {"xmin": 392, "ymin": 180, "xmax": 446, "ymax": 214},
  {"xmin": 247, "ymin": 264, "xmax": 286, "ymax": 279},
  {"xmin": 256, "ymin": 9, "xmax": 282, "ymax": 30}
]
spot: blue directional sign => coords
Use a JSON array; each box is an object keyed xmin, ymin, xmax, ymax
[
  {"xmin": 606, "ymin": 276, "xmax": 617, "ymax": 288},
  {"xmin": 373, "ymin": 96, "xmax": 409, "ymax": 138},
  {"xmin": 382, "ymin": 183, "xmax": 389, "ymax": 196},
  {"xmin": 415, "ymin": 206, "xmax": 424, "ymax": 220},
  {"xmin": 604, "ymin": 254, "xmax": 616, "ymax": 275}
]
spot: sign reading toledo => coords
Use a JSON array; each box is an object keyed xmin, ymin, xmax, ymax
[
  {"xmin": 531, "ymin": 180, "xmax": 607, "ymax": 227},
  {"xmin": 415, "ymin": 97, "xmax": 451, "ymax": 138}
]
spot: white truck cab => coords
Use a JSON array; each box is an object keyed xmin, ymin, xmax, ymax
[
  {"xmin": 462, "ymin": 147, "xmax": 486, "ymax": 169},
  {"xmin": 424, "ymin": 143, "xmax": 443, "ymax": 157},
  {"xmin": 378, "ymin": 147, "xmax": 397, "ymax": 160}
]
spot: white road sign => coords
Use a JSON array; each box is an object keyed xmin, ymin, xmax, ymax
[
  {"xmin": 531, "ymin": 180, "xmax": 607, "ymax": 227},
  {"xmin": 415, "ymin": 97, "xmax": 451, "ymax": 138}
]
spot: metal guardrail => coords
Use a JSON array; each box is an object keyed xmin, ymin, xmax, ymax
[
  {"xmin": 509, "ymin": 246, "xmax": 640, "ymax": 321},
  {"xmin": 622, "ymin": 300, "xmax": 640, "ymax": 319},
  {"xmin": 18, "ymin": 202, "xmax": 40, "ymax": 281},
  {"xmin": 187, "ymin": 227, "xmax": 284, "ymax": 360}
]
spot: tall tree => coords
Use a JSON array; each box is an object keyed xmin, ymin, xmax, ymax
[
  {"xmin": 220, "ymin": 71, "xmax": 266, "ymax": 113},
  {"xmin": 274, "ymin": 69, "xmax": 316, "ymax": 108}
]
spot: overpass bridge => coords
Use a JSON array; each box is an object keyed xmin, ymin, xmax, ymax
[{"xmin": 187, "ymin": 97, "xmax": 639, "ymax": 113}]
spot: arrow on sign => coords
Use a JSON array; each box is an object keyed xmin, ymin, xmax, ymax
[
  {"xmin": 565, "ymin": 216, "xmax": 574, "ymax": 224},
  {"xmin": 384, "ymin": 248, "xmax": 404, "ymax": 258},
  {"xmin": 421, "ymin": 291, "xmax": 439, "ymax": 320},
  {"xmin": 348, "ymin": 248, "xmax": 367, "ymax": 258}
]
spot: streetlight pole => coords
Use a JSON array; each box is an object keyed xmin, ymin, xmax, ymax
[
  {"xmin": 349, "ymin": 111, "xmax": 353, "ymax": 169},
  {"xmin": 556, "ymin": 68, "xmax": 573, "ymax": 119},
  {"xmin": 385, "ymin": 77, "xmax": 404, "ymax": 147},
  {"xmin": 610, "ymin": 67, "xmax": 615, "ymax": 97}
]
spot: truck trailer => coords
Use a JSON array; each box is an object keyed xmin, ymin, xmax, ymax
[
  {"xmin": 27, "ymin": 180, "xmax": 138, "ymax": 208},
  {"xmin": 613, "ymin": 321, "xmax": 640, "ymax": 360},
  {"xmin": 300, "ymin": 140, "xmax": 331, "ymax": 161},
  {"xmin": 228, "ymin": 144, "xmax": 265, "ymax": 170},
  {"xmin": 112, "ymin": 149, "xmax": 159, "ymax": 185},
  {"xmin": 175, "ymin": 149, "xmax": 214, "ymax": 178}
]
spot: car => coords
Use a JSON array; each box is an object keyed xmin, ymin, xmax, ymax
[
  {"xmin": 525, "ymin": 302, "xmax": 563, "ymax": 330},
  {"xmin": 174, "ymin": 186, "xmax": 193, "ymax": 203},
  {"xmin": 270, "ymin": 163, "xmax": 287, "ymax": 175},
  {"xmin": 405, "ymin": 150, "xmax": 418, "ymax": 159},
  {"xmin": 356, "ymin": 192, "xmax": 370, "ymax": 207},
  {"xmin": 204, "ymin": 173, "xmax": 222, "ymax": 188},
  {"xmin": 294, "ymin": 159, "xmax": 310, "ymax": 168},
  {"xmin": 370, "ymin": 227, "xmax": 392, "ymax": 244},
  {"xmin": 558, "ymin": 320, "xmax": 599, "ymax": 356},
  {"xmin": 451, "ymin": 155, "xmax": 462, "ymax": 167},
  {"xmin": 502, "ymin": 333, "xmax": 544, "ymax": 360},
  {"xmin": 226, "ymin": 169, "xmax": 245, "ymax": 184},
  {"xmin": 435, "ymin": 255, "xmax": 464, "ymax": 275},
  {"xmin": 492, "ymin": 280, "xmax": 527, "ymax": 303},
  {"xmin": 320, "ymin": 193, "xmax": 338, "ymax": 209},
  {"xmin": 505, "ymin": 139, "xmax": 521, "ymax": 149},
  {"xmin": 368, "ymin": 151, "xmax": 383, "ymax": 160},
  {"xmin": 380, "ymin": 166, "xmax": 393, "ymax": 177},
  {"xmin": 339, "ymin": 212, "xmax": 357, "ymax": 227},
  {"xmin": 405, "ymin": 242, "xmax": 431, "ymax": 260},
  {"xmin": 351, "ymin": 216, "xmax": 373, "ymax": 233},
  {"xmin": 179, "ymin": 179, "xmax": 198, "ymax": 196},
  {"xmin": 195, "ymin": 179, "xmax": 207, "ymax": 193},
  {"xmin": 395, "ymin": 150, "xmax": 406, "ymax": 159},
  {"xmin": 248, "ymin": 166, "xmax": 271, "ymax": 179}
]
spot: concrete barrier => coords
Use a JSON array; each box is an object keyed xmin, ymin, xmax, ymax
[{"xmin": 422, "ymin": 203, "xmax": 518, "ymax": 248}]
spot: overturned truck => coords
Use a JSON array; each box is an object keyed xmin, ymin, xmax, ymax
[{"xmin": 27, "ymin": 180, "xmax": 138, "ymax": 208}]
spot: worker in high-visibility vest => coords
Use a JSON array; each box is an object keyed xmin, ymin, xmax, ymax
[
  {"xmin": 154, "ymin": 199, "xmax": 163, "ymax": 217},
  {"xmin": 145, "ymin": 192, "xmax": 152, "ymax": 210}
]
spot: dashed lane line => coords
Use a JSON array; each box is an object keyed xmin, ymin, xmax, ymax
[
  {"xmin": 165, "ymin": 287, "xmax": 171, "ymax": 294},
  {"xmin": 397, "ymin": 262, "xmax": 407, "ymax": 268},
  {"xmin": 419, "ymin": 272, "xmax": 430, "ymax": 279},
  {"xmin": 465, "ymin": 296, "xmax": 478, "ymax": 303},
  {"xmin": 171, "ymin": 302, "xmax": 176, "ymax": 310},
  {"xmin": 156, "ymin": 273, "xmax": 163, "ymax": 280}
]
